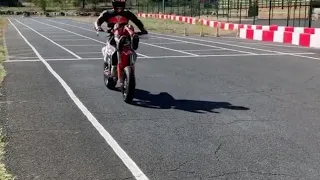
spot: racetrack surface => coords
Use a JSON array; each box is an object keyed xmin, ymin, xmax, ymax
[{"xmin": 2, "ymin": 17, "xmax": 320, "ymax": 180}]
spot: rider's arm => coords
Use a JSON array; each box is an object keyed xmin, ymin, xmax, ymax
[
  {"xmin": 126, "ymin": 11, "xmax": 147, "ymax": 32},
  {"xmin": 94, "ymin": 10, "xmax": 108, "ymax": 30}
]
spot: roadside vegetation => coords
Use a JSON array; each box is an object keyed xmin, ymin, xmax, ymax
[{"xmin": 0, "ymin": 17, "xmax": 15, "ymax": 180}]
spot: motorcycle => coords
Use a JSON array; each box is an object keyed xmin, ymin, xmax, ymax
[{"xmin": 96, "ymin": 23, "xmax": 148, "ymax": 104}]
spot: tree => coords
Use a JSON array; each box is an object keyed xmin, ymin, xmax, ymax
[{"xmin": 33, "ymin": 0, "xmax": 48, "ymax": 11}]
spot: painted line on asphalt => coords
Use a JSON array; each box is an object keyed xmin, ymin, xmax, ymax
[
  {"xmin": 4, "ymin": 52, "xmax": 316, "ymax": 63},
  {"xmin": 45, "ymin": 19, "xmax": 198, "ymax": 56},
  {"xmin": 150, "ymin": 35, "xmax": 257, "ymax": 55},
  {"xmin": 15, "ymin": 19, "xmax": 82, "ymax": 59},
  {"xmin": 34, "ymin": 19, "xmax": 150, "ymax": 58},
  {"xmin": 47, "ymin": 19, "xmax": 256, "ymax": 55},
  {"xmin": 8, "ymin": 18, "xmax": 149, "ymax": 180},
  {"xmin": 150, "ymin": 32, "xmax": 320, "ymax": 60}
]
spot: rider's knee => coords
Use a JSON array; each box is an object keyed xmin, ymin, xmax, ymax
[{"xmin": 111, "ymin": 52, "xmax": 117, "ymax": 65}]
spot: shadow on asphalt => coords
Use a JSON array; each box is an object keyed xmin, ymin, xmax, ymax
[{"xmin": 132, "ymin": 89, "xmax": 250, "ymax": 113}]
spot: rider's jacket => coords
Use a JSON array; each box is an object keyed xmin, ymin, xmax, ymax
[{"xmin": 94, "ymin": 9, "xmax": 146, "ymax": 32}]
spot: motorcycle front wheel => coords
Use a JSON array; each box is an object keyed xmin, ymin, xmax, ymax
[
  {"xmin": 103, "ymin": 61, "xmax": 116, "ymax": 90},
  {"xmin": 121, "ymin": 66, "xmax": 135, "ymax": 103}
]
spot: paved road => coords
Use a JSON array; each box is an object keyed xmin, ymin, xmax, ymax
[{"xmin": 2, "ymin": 17, "xmax": 320, "ymax": 180}]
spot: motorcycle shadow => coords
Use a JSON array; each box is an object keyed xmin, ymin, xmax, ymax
[{"xmin": 131, "ymin": 89, "xmax": 250, "ymax": 114}]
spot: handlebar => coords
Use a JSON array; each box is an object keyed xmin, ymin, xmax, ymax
[{"xmin": 96, "ymin": 30, "xmax": 148, "ymax": 37}]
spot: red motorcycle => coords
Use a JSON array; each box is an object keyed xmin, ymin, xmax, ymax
[{"xmin": 98, "ymin": 23, "xmax": 147, "ymax": 103}]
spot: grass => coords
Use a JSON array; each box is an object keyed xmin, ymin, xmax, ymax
[
  {"xmin": 0, "ymin": 17, "xmax": 15, "ymax": 180},
  {"xmin": 65, "ymin": 16, "xmax": 237, "ymax": 37}
]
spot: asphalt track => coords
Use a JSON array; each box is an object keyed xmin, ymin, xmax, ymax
[{"xmin": 2, "ymin": 17, "xmax": 320, "ymax": 180}]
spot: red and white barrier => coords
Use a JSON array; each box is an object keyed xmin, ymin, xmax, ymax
[
  {"xmin": 138, "ymin": 12, "xmax": 320, "ymax": 48},
  {"xmin": 239, "ymin": 28, "xmax": 320, "ymax": 48},
  {"xmin": 138, "ymin": 13, "xmax": 197, "ymax": 25},
  {"xmin": 138, "ymin": 13, "xmax": 320, "ymax": 35}
]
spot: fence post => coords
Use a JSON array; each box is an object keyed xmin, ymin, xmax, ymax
[
  {"xmin": 308, "ymin": 0, "xmax": 313, "ymax": 27},
  {"xmin": 268, "ymin": 0, "xmax": 271, "ymax": 25},
  {"xmin": 215, "ymin": 22, "xmax": 220, "ymax": 37}
]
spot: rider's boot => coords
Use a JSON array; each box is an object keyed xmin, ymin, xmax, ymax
[{"xmin": 115, "ymin": 65, "xmax": 124, "ymax": 88}]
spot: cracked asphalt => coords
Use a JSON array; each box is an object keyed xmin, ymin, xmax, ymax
[{"xmin": 1, "ymin": 16, "xmax": 320, "ymax": 180}]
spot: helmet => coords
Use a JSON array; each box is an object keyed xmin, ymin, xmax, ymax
[{"xmin": 112, "ymin": 0, "xmax": 126, "ymax": 12}]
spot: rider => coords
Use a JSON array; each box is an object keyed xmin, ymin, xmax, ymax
[{"xmin": 94, "ymin": 0, "xmax": 148, "ymax": 85}]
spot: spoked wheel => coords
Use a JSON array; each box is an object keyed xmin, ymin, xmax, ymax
[{"xmin": 121, "ymin": 66, "xmax": 136, "ymax": 103}]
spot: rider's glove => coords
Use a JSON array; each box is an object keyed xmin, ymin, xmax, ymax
[
  {"xmin": 140, "ymin": 29, "xmax": 148, "ymax": 34},
  {"xmin": 96, "ymin": 26, "xmax": 104, "ymax": 32}
]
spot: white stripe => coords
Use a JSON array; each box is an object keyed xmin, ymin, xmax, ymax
[
  {"xmin": 15, "ymin": 19, "xmax": 82, "ymax": 59},
  {"xmin": 150, "ymin": 42, "xmax": 186, "ymax": 45},
  {"xmin": 46, "ymin": 19, "xmax": 199, "ymax": 57},
  {"xmin": 149, "ymin": 32, "xmax": 320, "ymax": 59},
  {"xmin": 310, "ymin": 34, "xmax": 320, "ymax": 48},
  {"xmin": 149, "ymin": 35, "xmax": 256, "ymax": 55},
  {"xmin": 45, "ymin": 19, "xmax": 199, "ymax": 57},
  {"xmin": 76, "ymin": 52, "xmax": 102, "ymax": 54},
  {"xmin": 292, "ymin": 32, "xmax": 300, "ymax": 45},
  {"xmin": 43, "ymin": 19, "xmax": 150, "ymax": 58},
  {"xmin": 184, "ymin": 49, "xmax": 226, "ymax": 52},
  {"xmin": 4, "ymin": 52, "xmax": 317, "ymax": 63},
  {"xmin": 53, "ymin": 39, "xmax": 90, "ymax": 41},
  {"xmin": 8, "ymin": 19, "xmax": 149, "ymax": 180},
  {"xmin": 139, "ymin": 43, "xmax": 198, "ymax": 56},
  {"xmin": 273, "ymin": 31, "xmax": 284, "ymax": 43},
  {"xmin": 62, "ymin": 44, "xmax": 103, "ymax": 47},
  {"xmin": 253, "ymin": 29, "xmax": 263, "ymax": 41}
]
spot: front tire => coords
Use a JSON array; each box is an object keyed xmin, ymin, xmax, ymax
[
  {"xmin": 121, "ymin": 66, "xmax": 135, "ymax": 103},
  {"xmin": 103, "ymin": 61, "xmax": 116, "ymax": 90}
]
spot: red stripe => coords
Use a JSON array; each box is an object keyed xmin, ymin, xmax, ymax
[
  {"xmin": 299, "ymin": 33, "xmax": 311, "ymax": 47},
  {"xmin": 228, "ymin": 23, "xmax": 234, "ymax": 30},
  {"xmin": 246, "ymin": 29, "xmax": 254, "ymax": 39},
  {"xmin": 285, "ymin": 26, "xmax": 294, "ymax": 32},
  {"xmin": 220, "ymin": 22, "xmax": 225, "ymax": 29},
  {"xmin": 256, "ymin": 25, "xmax": 262, "ymax": 30},
  {"xmin": 283, "ymin": 31, "xmax": 293, "ymax": 44},
  {"xmin": 269, "ymin": 25, "xmax": 278, "ymax": 31},
  {"xmin": 262, "ymin": 30, "xmax": 274, "ymax": 41},
  {"xmin": 304, "ymin": 28, "xmax": 315, "ymax": 34}
]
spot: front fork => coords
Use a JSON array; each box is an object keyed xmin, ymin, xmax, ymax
[{"xmin": 116, "ymin": 51, "xmax": 137, "ymax": 83}]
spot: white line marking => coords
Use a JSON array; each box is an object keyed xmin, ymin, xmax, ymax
[
  {"xmin": 9, "ymin": 52, "xmax": 35, "ymax": 56},
  {"xmin": 45, "ymin": 35, "xmax": 81, "ymax": 38},
  {"xmin": 37, "ymin": 19, "xmax": 150, "ymax": 58},
  {"xmin": 15, "ymin": 19, "xmax": 82, "ymax": 59},
  {"xmin": 184, "ymin": 49, "xmax": 227, "ymax": 52},
  {"xmin": 8, "ymin": 18, "xmax": 149, "ymax": 180},
  {"xmin": 8, "ymin": 56, "xmax": 39, "ymax": 59},
  {"xmin": 45, "ymin": 19, "xmax": 198, "ymax": 57},
  {"xmin": 149, "ymin": 35, "xmax": 257, "ymax": 55},
  {"xmin": 76, "ymin": 52, "xmax": 102, "ymax": 54},
  {"xmin": 3, "ymin": 28, "xmax": 10, "ymax": 61},
  {"xmin": 150, "ymin": 32, "xmax": 320, "ymax": 60},
  {"xmin": 141, "ymin": 43, "xmax": 199, "ymax": 56},
  {"xmin": 62, "ymin": 44, "xmax": 103, "ymax": 47},
  {"xmin": 6, "ymin": 49, "xmax": 33, "ymax": 54},
  {"xmin": 4, "ymin": 52, "xmax": 316, "ymax": 62},
  {"xmin": 151, "ymin": 42, "xmax": 187, "ymax": 45},
  {"xmin": 53, "ymin": 39, "xmax": 91, "ymax": 41}
]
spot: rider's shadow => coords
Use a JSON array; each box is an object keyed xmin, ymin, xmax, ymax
[{"xmin": 132, "ymin": 89, "xmax": 250, "ymax": 113}]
